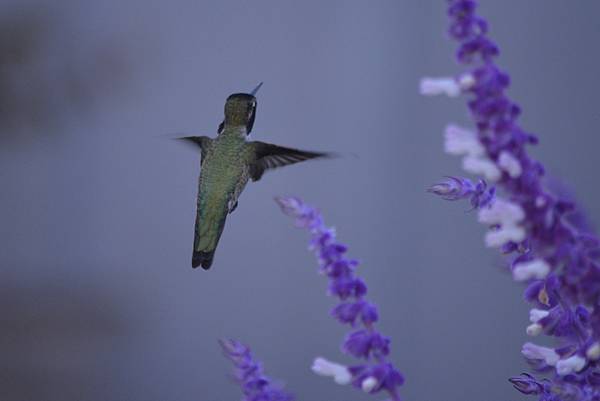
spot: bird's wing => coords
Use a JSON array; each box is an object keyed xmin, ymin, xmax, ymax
[
  {"xmin": 176, "ymin": 136, "xmax": 213, "ymax": 163},
  {"xmin": 248, "ymin": 141, "xmax": 330, "ymax": 182}
]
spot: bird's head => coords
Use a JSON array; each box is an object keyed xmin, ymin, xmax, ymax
[{"xmin": 222, "ymin": 82, "xmax": 263, "ymax": 135}]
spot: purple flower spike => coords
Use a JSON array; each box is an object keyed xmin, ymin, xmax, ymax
[
  {"xmin": 220, "ymin": 339, "xmax": 294, "ymax": 401},
  {"xmin": 276, "ymin": 196, "xmax": 404, "ymax": 401},
  {"xmin": 423, "ymin": 0, "xmax": 600, "ymax": 398}
]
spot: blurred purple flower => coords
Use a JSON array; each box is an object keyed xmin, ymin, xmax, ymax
[
  {"xmin": 276, "ymin": 196, "xmax": 404, "ymax": 401},
  {"xmin": 422, "ymin": 0, "xmax": 600, "ymax": 398},
  {"xmin": 220, "ymin": 339, "xmax": 294, "ymax": 401}
]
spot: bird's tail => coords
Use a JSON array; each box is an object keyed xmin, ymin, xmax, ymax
[
  {"xmin": 192, "ymin": 250, "xmax": 215, "ymax": 270},
  {"xmin": 192, "ymin": 201, "xmax": 228, "ymax": 270}
]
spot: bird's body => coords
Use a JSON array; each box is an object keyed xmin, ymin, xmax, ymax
[
  {"xmin": 193, "ymin": 127, "xmax": 249, "ymax": 268},
  {"xmin": 180, "ymin": 84, "xmax": 330, "ymax": 270}
]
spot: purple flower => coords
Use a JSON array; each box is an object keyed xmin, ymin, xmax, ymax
[
  {"xmin": 276, "ymin": 196, "xmax": 404, "ymax": 401},
  {"xmin": 423, "ymin": 0, "xmax": 600, "ymax": 397},
  {"xmin": 349, "ymin": 362, "xmax": 405, "ymax": 396},
  {"xmin": 509, "ymin": 373, "xmax": 548, "ymax": 396},
  {"xmin": 331, "ymin": 300, "xmax": 379, "ymax": 327},
  {"xmin": 220, "ymin": 339, "xmax": 294, "ymax": 401},
  {"xmin": 428, "ymin": 176, "xmax": 495, "ymax": 208},
  {"xmin": 428, "ymin": 176, "xmax": 475, "ymax": 200},
  {"xmin": 343, "ymin": 329, "xmax": 390, "ymax": 360}
]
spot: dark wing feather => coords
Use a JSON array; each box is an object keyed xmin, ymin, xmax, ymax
[
  {"xmin": 249, "ymin": 141, "xmax": 330, "ymax": 181},
  {"xmin": 176, "ymin": 136, "xmax": 213, "ymax": 163}
]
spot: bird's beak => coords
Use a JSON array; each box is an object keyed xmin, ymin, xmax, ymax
[{"xmin": 250, "ymin": 82, "xmax": 264, "ymax": 96}]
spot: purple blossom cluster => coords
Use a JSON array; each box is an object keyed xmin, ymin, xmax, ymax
[
  {"xmin": 276, "ymin": 196, "xmax": 404, "ymax": 401},
  {"xmin": 423, "ymin": 1, "xmax": 600, "ymax": 399},
  {"xmin": 220, "ymin": 339, "xmax": 294, "ymax": 401}
]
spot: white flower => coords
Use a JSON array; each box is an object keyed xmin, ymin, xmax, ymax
[
  {"xmin": 556, "ymin": 355, "xmax": 586, "ymax": 376},
  {"xmin": 462, "ymin": 155, "xmax": 502, "ymax": 181},
  {"xmin": 443, "ymin": 123, "xmax": 501, "ymax": 182},
  {"xmin": 478, "ymin": 199, "xmax": 527, "ymax": 247},
  {"xmin": 478, "ymin": 199, "xmax": 525, "ymax": 225},
  {"xmin": 529, "ymin": 309, "xmax": 550, "ymax": 323},
  {"xmin": 484, "ymin": 225, "xmax": 526, "ymax": 247},
  {"xmin": 311, "ymin": 357, "xmax": 352, "ymax": 385},
  {"xmin": 522, "ymin": 343, "xmax": 559, "ymax": 366},
  {"xmin": 513, "ymin": 259, "xmax": 551, "ymax": 282},
  {"xmin": 419, "ymin": 77, "xmax": 461, "ymax": 97},
  {"xmin": 457, "ymin": 73, "xmax": 476, "ymax": 90},
  {"xmin": 586, "ymin": 343, "xmax": 600, "ymax": 361},
  {"xmin": 361, "ymin": 377, "xmax": 378, "ymax": 393},
  {"xmin": 444, "ymin": 124, "xmax": 485, "ymax": 156},
  {"xmin": 498, "ymin": 151, "xmax": 522, "ymax": 178},
  {"xmin": 526, "ymin": 323, "xmax": 542, "ymax": 336}
]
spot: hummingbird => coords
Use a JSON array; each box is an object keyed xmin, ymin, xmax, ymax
[{"xmin": 178, "ymin": 83, "xmax": 330, "ymax": 270}]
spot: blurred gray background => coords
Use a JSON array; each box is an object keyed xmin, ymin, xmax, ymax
[{"xmin": 1, "ymin": 1, "xmax": 599, "ymax": 400}]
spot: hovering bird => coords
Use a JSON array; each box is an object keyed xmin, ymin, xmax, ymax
[{"xmin": 179, "ymin": 83, "xmax": 330, "ymax": 270}]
